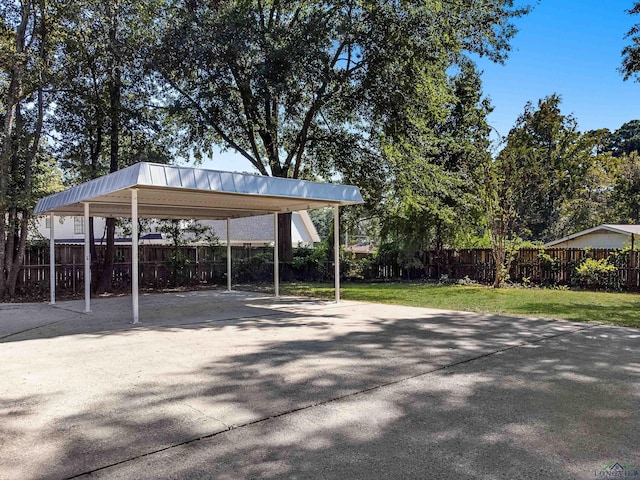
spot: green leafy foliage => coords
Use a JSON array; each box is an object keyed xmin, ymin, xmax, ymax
[
  {"xmin": 21, "ymin": 0, "xmax": 640, "ymax": 300},
  {"xmin": 157, "ymin": 220, "xmax": 217, "ymax": 286},
  {"xmin": 479, "ymin": 95, "xmax": 624, "ymax": 289},
  {"xmin": 50, "ymin": 0, "xmax": 177, "ymax": 293},
  {"xmin": 291, "ymin": 244, "xmax": 330, "ymax": 281},
  {"xmin": 621, "ymin": 2, "xmax": 640, "ymax": 82},
  {"xmin": 1, "ymin": 0, "xmax": 64, "ymax": 299},
  {"xmin": 2, "ymin": 0, "xmax": 531, "ymax": 299},
  {"xmin": 53, "ymin": 0, "xmax": 173, "ymax": 185},
  {"xmin": 574, "ymin": 258, "xmax": 617, "ymax": 288},
  {"xmin": 495, "ymin": 95, "xmax": 595, "ymax": 242},
  {"xmin": 153, "ymin": 0, "xmax": 526, "ymax": 181},
  {"xmin": 379, "ymin": 61, "xmax": 492, "ymax": 264},
  {"xmin": 611, "ymin": 152, "xmax": 640, "ymax": 223},
  {"xmin": 606, "ymin": 120, "xmax": 640, "ymax": 156},
  {"xmin": 537, "ymin": 249, "xmax": 561, "ymax": 283}
]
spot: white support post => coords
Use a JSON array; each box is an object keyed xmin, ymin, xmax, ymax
[
  {"xmin": 274, "ymin": 212, "xmax": 279, "ymax": 297},
  {"xmin": 334, "ymin": 205, "xmax": 340, "ymax": 303},
  {"xmin": 49, "ymin": 213, "xmax": 55, "ymax": 305},
  {"xmin": 131, "ymin": 189, "xmax": 139, "ymax": 324},
  {"xmin": 83, "ymin": 203, "xmax": 91, "ymax": 313},
  {"xmin": 226, "ymin": 218, "xmax": 232, "ymax": 291}
]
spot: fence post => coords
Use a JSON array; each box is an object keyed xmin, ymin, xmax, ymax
[{"xmin": 629, "ymin": 248, "xmax": 637, "ymax": 290}]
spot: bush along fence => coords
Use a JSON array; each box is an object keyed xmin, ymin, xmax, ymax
[
  {"xmin": 368, "ymin": 247, "xmax": 640, "ymax": 291},
  {"xmin": 15, "ymin": 244, "xmax": 640, "ymax": 297}
]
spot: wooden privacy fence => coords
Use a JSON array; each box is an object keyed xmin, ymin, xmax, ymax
[
  {"xmin": 377, "ymin": 248, "xmax": 640, "ymax": 290},
  {"xmin": 18, "ymin": 244, "xmax": 275, "ymax": 294},
  {"xmin": 16, "ymin": 245, "xmax": 640, "ymax": 293}
]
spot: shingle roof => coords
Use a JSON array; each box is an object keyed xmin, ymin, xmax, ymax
[{"xmin": 202, "ymin": 211, "xmax": 320, "ymax": 243}]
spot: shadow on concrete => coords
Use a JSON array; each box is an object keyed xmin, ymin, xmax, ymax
[
  {"xmin": 0, "ymin": 290, "xmax": 342, "ymax": 343},
  {"xmin": 1, "ymin": 292, "xmax": 639, "ymax": 479}
]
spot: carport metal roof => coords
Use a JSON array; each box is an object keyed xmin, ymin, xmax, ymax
[
  {"xmin": 34, "ymin": 162, "xmax": 363, "ymax": 218},
  {"xmin": 36, "ymin": 162, "xmax": 363, "ymax": 324}
]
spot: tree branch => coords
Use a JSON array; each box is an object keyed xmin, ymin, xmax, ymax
[
  {"xmin": 228, "ymin": 62, "xmax": 268, "ymax": 172},
  {"xmin": 164, "ymin": 76, "xmax": 267, "ymax": 175},
  {"xmin": 286, "ymin": 40, "xmax": 349, "ymax": 178}
]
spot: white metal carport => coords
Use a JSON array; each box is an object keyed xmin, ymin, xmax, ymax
[{"xmin": 34, "ymin": 162, "xmax": 364, "ymax": 323}]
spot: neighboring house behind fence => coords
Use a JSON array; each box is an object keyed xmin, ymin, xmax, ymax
[
  {"xmin": 545, "ymin": 224, "xmax": 640, "ymax": 249},
  {"xmin": 34, "ymin": 211, "xmax": 320, "ymax": 247}
]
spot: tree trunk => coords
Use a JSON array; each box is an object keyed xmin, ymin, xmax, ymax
[
  {"xmin": 6, "ymin": 212, "xmax": 30, "ymax": 298},
  {"xmin": 0, "ymin": 2, "xmax": 31, "ymax": 299},
  {"xmin": 278, "ymin": 212, "xmax": 293, "ymax": 281},
  {"xmin": 5, "ymin": 209, "xmax": 17, "ymax": 285},
  {"xmin": 492, "ymin": 248, "xmax": 504, "ymax": 288},
  {"xmin": 2, "ymin": 1, "xmax": 44, "ymax": 300},
  {"xmin": 95, "ymin": 0, "xmax": 121, "ymax": 294},
  {"xmin": 7, "ymin": 41, "xmax": 44, "ymax": 298},
  {"xmin": 96, "ymin": 218, "xmax": 117, "ymax": 293},
  {"xmin": 88, "ymin": 113, "xmax": 103, "ymax": 292},
  {"xmin": 491, "ymin": 216, "xmax": 506, "ymax": 289}
]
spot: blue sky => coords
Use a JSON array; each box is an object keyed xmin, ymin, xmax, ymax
[
  {"xmin": 203, "ymin": 1, "xmax": 640, "ymax": 172},
  {"xmin": 478, "ymin": 0, "xmax": 640, "ymax": 140}
]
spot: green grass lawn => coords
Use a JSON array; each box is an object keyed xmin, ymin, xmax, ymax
[{"xmin": 282, "ymin": 282, "xmax": 640, "ymax": 328}]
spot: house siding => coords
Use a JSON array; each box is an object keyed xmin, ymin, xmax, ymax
[
  {"xmin": 34, "ymin": 213, "xmax": 318, "ymax": 247},
  {"xmin": 552, "ymin": 231, "xmax": 632, "ymax": 249}
]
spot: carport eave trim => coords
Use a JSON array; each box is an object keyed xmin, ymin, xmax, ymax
[{"xmin": 34, "ymin": 162, "xmax": 364, "ymax": 217}]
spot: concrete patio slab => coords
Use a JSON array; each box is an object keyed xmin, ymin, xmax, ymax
[{"xmin": 0, "ymin": 290, "xmax": 638, "ymax": 480}]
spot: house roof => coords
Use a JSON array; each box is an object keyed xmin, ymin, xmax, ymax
[
  {"xmin": 545, "ymin": 224, "xmax": 640, "ymax": 247},
  {"xmin": 50, "ymin": 233, "xmax": 162, "ymax": 245},
  {"xmin": 202, "ymin": 211, "xmax": 320, "ymax": 244},
  {"xmin": 34, "ymin": 162, "xmax": 364, "ymax": 219}
]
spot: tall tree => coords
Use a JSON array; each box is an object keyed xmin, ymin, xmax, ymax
[
  {"xmin": 379, "ymin": 61, "xmax": 492, "ymax": 263},
  {"xmin": 551, "ymin": 128, "xmax": 617, "ymax": 234},
  {"xmin": 621, "ymin": 2, "xmax": 640, "ymax": 81},
  {"xmin": 53, "ymin": 0, "xmax": 171, "ymax": 292},
  {"xmin": 482, "ymin": 96, "xmax": 607, "ymax": 286},
  {"xmin": 1, "ymin": 0, "xmax": 61, "ymax": 299},
  {"xmin": 480, "ymin": 152, "xmax": 520, "ymax": 288},
  {"xmin": 153, "ymin": 0, "xmax": 528, "ymax": 262},
  {"xmin": 606, "ymin": 120, "xmax": 640, "ymax": 157},
  {"xmin": 611, "ymin": 152, "xmax": 640, "ymax": 223},
  {"xmin": 494, "ymin": 95, "xmax": 594, "ymax": 242}
]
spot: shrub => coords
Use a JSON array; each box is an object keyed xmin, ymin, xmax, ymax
[
  {"xmin": 457, "ymin": 275, "xmax": 478, "ymax": 286},
  {"xmin": 340, "ymin": 248, "xmax": 375, "ymax": 281},
  {"xmin": 291, "ymin": 244, "xmax": 330, "ymax": 281},
  {"xmin": 234, "ymin": 252, "xmax": 273, "ymax": 283},
  {"xmin": 574, "ymin": 258, "xmax": 616, "ymax": 288},
  {"xmin": 537, "ymin": 249, "xmax": 561, "ymax": 286},
  {"xmin": 165, "ymin": 249, "xmax": 192, "ymax": 287}
]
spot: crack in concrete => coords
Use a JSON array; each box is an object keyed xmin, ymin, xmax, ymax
[{"xmin": 64, "ymin": 321, "xmax": 599, "ymax": 479}]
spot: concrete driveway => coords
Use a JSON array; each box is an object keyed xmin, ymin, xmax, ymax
[{"xmin": 0, "ymin": 290, "xmax": 638, "ymax": 479}]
